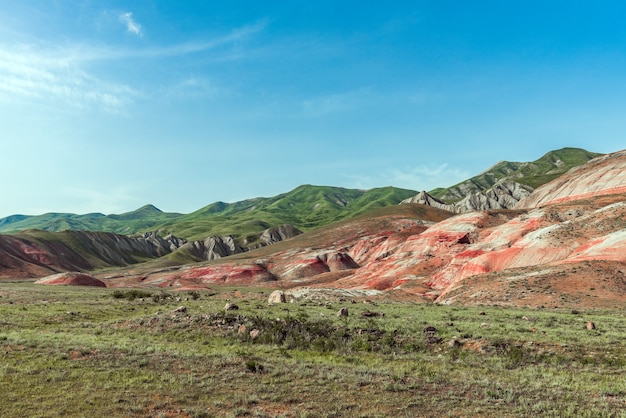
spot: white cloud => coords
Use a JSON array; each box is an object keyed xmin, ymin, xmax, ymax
[
  {"xmin": 0, "ymin": 46, "xmax": 138, "ymax": 113},
  {"xmin": 0, "ymin": 20, "xmax": 267, "ymax": 112},
  {"xmin": 119, "ymin": 12, "xmax": 142, "ymax": 36},
  {"xmin": 345, "ymin": 163, "xmax": 470, "ymax": 191},
  {"xmin": 301, "ymin": 88, "xmax": 373, "ymax": 117}
]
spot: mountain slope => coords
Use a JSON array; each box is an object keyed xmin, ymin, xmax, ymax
[
  {"xmin": 117, "ymin": 185, "xmax": 418, "ymax": 241},
  {"xmin": 0, "ymin": 230, "xmax": 185, "ymax": 279},
  {"xmin": 430, "ymin": 147, "xmax": 601, "ymax": 202}
]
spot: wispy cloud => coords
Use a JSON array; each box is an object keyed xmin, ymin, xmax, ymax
[
  {"xmin": 0, "ymin": 46, "xmax": 138, "ymax": 113},
  {"xmin": 345, "ymin": 163, "xmax": 470, "ymax": 191},
  {"xmin": 0, "ymin": 20, "xmax": 267, "ymax": 112},
  {"xmin": 301, "ymin": 87, "xmax": 373, "ymax": 117},
  {"xmin": 119, "ymin": 12, "xmax": 142, "ymax": 36},
  {"xmin": 163, "ymin": 77, "xmax": 228, "ymax": 100}
]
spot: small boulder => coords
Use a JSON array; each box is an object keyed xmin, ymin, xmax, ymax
[
  {"xmin": 426, "ymin": 336, "xmax": 442, "ymax": 345},
  {"xmin": 360, "ymin": 310, "xmax": 383, "ymax": 317},
  {"xmin": 448, "ymin": 338, "xmax": 462, "ymax": 348},
  {"xmin": 249, "ymin": 329, "xmax": 261, "ymax": 339},
  {"xmin": 237, "ymin": 324, "xmax": 247, "ymax": 335},
  {"xmin": 172, "ymin": 306, "xmax": 187, "ymax": 314},
  {"xmin": 268, "ymin": 290, "xmax": 286, "ymax": 305},
  {"xmin": 225, "ymin": 303, "xmax": 239, "ymax": 311},
  {"xmin": 423, "ymin": 326, "xmax": 438, "ymax": 334},
  {"xmin": 586, "ymin": 321, "xmax": 596, "ymax": 330},
  {"xmin": 337, "ymin": 307, "xmax": 349, "ymax": 317}
]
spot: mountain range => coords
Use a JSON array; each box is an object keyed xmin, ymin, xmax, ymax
[
  {"xmin": 4, "ymin": 146, "xmax": 626, "ymax": 309},
  {"xmin": 0, "ymin": 147, "xmax": 598, "ymax": 240}
]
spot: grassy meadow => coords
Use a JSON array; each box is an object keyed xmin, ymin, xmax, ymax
[{"xmin": 0, "ymin": 283, "xmax": 625, "ymax": 417}]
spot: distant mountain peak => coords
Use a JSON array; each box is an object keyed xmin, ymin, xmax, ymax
[{"xmin": 134, "ymin": 204, "xmax": 163, "ymax": 213}]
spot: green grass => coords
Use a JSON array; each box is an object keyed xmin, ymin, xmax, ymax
[{"xmin": 1, "ymin": 283, "xmax": 625, "ymax": 417}]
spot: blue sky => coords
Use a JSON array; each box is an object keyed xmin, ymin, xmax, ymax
[{"xmin": 1, "ymin": 1, "xmax": 626, "ymax": 217}]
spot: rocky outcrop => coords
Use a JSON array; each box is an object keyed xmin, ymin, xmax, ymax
[
  {"xmin": 181, "ymin": 236, "xmax": 244, "ymax": 261},
  {"xmin": 140, "ymin": 232, "xmax": 187, "ymax": 256},
  {"xmin": 453, "ymin": 182, "xmax": 534, "ymax": 212},
  {"xmin": 260, "ymin": 224, "xmax": 302, "ymax": 245},
  {"xmin": 401, "ymin": 191, "xmax": 455, "ymax": 212},
  {"xmin": 35, "ymin": 272, "xmax": 106, "ymax": 287},
  {"xmin": 401, "ymin": 182, "xmax": 533, "ymax": 213}
]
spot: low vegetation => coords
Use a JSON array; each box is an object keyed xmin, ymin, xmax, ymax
[{"xmin": 1, "ymin": 283, "xmax": 624, "ymax": 417}]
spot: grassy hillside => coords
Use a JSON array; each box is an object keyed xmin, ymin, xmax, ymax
[
  {"xmin": 0, "ymin": 186, "xmax": 417, "ymax": 241},
  {"xmin": 153, "ymin": 185, "xmax": 418, "ymax": 240},
  {"xmin": 430, "ymin": 147, "xmax": 601, "ymax": 201}
]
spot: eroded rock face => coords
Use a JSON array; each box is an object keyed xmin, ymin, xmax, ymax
[
  {"xmin": 182, "ymin": 236, "xmax": 244, "ymax": 261},
  {"xmin": 401, "ymin": 191, "xmax": 456, "ymax": 212},
  {"xmin": 35, "ymin": 272, "xmax": 106, "ymax": 287},
  {"xmin": 260, "ymin": 224, "xmax": 302, "ymax": 245},
  {"xmin": 401, "ymin": 182, "xmax": 533, "ymax": 213},
  {"xmin": 0, "ymin": 230, "xmax": 189, "ymax": 279},
  {"xmin": 140, "ymin": 232, "xmax": 188, "ymax": 256},
  {"xmin": 454, "ymin": 182, "xmax": 534, "ymax": 213}
]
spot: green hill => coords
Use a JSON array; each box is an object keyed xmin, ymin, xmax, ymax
[
  {"xmin": 153, "ymin": 185, "xmax": 418, "ymax": 240},
  {"xmin": 430, "ymin": 147, "xmax": 601, "ymax": 202},
  {"xmin": 0, "ymin": 205, "xmax": 181, "ymax": 236}
]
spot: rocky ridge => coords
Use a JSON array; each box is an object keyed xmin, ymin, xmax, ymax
[{"xmin": 401, "ymin": 181, "xmax": 534, "ymax": 213}]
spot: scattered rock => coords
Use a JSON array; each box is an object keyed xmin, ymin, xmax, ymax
[
  {"xmin": 237, "ymin": 324, "xmax": 247, "ymax": 335},
  {"xmin": 448, "ymin": 338, "xmax": 462, "ymax": 348},
  {"xmin": 360, "ymin": 310, "xmax": 384, "ymax": 317},
  {"xmin": 268, "ymin": 290, "xmax": 286, "ymax": 305},
  {"xmin": 480, "ymin": 323, "xmax": 490, "ymax": 328},
  {"xmin": 337, "ymin": 307, "xmax": 349, "ymax": 317},
  {"xmin": 586, "ymin": 321, "xmax": 596, "ymax": 330},
  {"xmin": 478, "ymin": 312, "xmax": 486, "ymax": 316},
  {"xmin": 249, "ymin": 329, "xmax": 261, "ymax": 339},
  {"xmin": 225, "ymin": 303, "xmax": 239, "ymax": 311},
  {"xmin": 172, "ymin": 306, "xmax": 187, "ymax": 314},
  {"xmin": 426, "ymin": 336, "xmax": 443, "ymax": 345}
]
